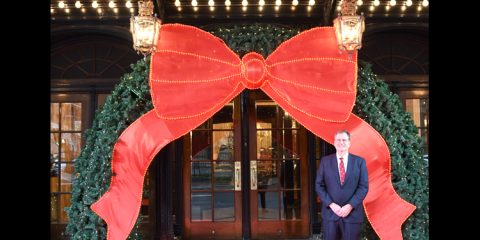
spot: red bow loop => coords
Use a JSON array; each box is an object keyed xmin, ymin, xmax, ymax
[
  {"xmin": 150, "ymin": 24, "xmax": 243, "ymax": 120},
  {"xmin": 263, "ymin": 27, "xmax": 358, "ymax": 122}
]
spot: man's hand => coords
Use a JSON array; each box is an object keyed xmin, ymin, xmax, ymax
[
  {"xmin": 329, "ymin": 203, "xmax": 342, "ymax": 216},
  {"xmin": 338, "ymin": 204, "xmax": 353, "ymax": 217}
]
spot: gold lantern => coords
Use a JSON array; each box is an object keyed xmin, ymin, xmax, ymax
[
  {"xmin": 130, "ymin": 1, "xmax": 161, "ymax": 56},
  {"xmin": 333, "ymin": 0, "xmax": 365, "ymax": 54}
]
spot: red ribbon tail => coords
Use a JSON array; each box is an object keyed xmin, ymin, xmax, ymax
[
  {"xmin": 91, "ymin": 110, "xmax": 175, "ymax": 240},
  {"xmin": 348, "ymin": 114, "xmax": 416, "ymax": 239}
]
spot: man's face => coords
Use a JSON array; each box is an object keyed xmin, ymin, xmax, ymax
[{"xmin": 334, "ymin": 132, "xmax": 350, "ymax": 153}]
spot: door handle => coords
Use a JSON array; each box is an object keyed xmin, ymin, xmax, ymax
[
  {"xmin": 235, "ymin": 161, "xmax": 241, "ymax": 191},
  {"xmin": 250, "ymin": 160, "xmax": 257, "ymax": 190}
]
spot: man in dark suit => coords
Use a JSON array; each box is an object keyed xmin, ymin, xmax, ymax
[{"xmin": 315, "ymin": 130, "xmax": 369, "ymax": 240}]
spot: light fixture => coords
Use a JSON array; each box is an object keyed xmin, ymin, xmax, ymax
[
  {"xmin": 130, "ymin": 1, "xmax": 161, "ymax": 56},
  {"xmin": 333, "ymin": 0, "xmax": 365, "ymax": 54}
]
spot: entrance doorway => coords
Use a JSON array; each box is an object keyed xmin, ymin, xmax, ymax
[{"xmin": 182, "ymin": 90, "xmax": 310, "ymax": 239}]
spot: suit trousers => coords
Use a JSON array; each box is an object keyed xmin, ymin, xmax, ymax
[{"xmin": 323, "ymin": 218, "xmax": 361, "ymax": 240}]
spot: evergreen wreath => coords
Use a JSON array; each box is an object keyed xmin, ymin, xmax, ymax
[{"xmin": 66, "ymin": 24, "xmax": 428, "ymax": 240}]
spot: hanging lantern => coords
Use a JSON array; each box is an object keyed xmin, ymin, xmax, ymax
[
  {"xmin": 333, "ymin": 0, "xmax": 365, "ymax": 53},
  {"xmin": 130, "ymin": 0, "xmax": 161, "ymax": 56}
]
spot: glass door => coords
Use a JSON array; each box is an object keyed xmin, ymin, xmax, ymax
[
  {"xmin": 182, "ymin": 91, "xmax": 310, "ymax": 239},
  {"xmin": 183, "ymin": 100, "xmax": 243, "ymax": 239},
  {"xmin": 249, "ymin": 91, "xmax": 310, "ymax": 239}
]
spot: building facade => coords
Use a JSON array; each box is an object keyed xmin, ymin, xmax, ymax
[{"xmin": 50, "ymin": 0, "xmax": 428, "ymax": 239}]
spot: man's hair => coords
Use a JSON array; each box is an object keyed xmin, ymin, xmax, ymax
[{"xmin": 334, "ymin": 129, "xmax": 350, "ymax": 140}]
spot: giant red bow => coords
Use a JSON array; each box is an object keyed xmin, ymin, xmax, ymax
[{"xmin": 91, "ymin": 24, "xmax": 416, "ymax": 240}]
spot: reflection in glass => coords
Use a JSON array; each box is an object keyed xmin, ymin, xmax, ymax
[
  {"xmin": 60, "ymin": 163, "xmax": 74, "ymax": 192},
  {"xmin": 256, "ymin": 102, "xmax": 276, "ymax": 129},
  {"xmin": 61, "ymin": 103, "xmax": 82, "ymax": 131},
  {"xmin": 51, "ymin": 194, "xmax": 58, "ymax": 222},
  {"xmin": 213, "ymin": 131, "xmax": 234, "ymax": 161},
  {"xmin": 51, "ymin": 174, "xmax": 59, "ymax": 192},
  {"xmin": 257, "ymin": 160, "xmax": 279, "ymax": 190},
  {"xmin": 405, "ymin": 98, "xmax": 429, "ymax": 128},
  {"xmin": 282, "ymin": 110, "xmax": 297, "ymax": 129},
  {"xmin": 60, "ymin": 133, "xmax": 82, "ymax": 162},
  {"xmin": 280, "ymin": 191, "xmax": 301, "ymax": 220},
  {"xmin": 214, "ymin": 162, "xmax": 234, "ymax": 190},
  {"xmin": 191, "ymin": 131, "xmax": 211, "ymax": 160},
  {"xmin": 191, "ymin": 193, "xmax": 212, "ymax": 221},
  {"xmin": 213, "ymin": 103, "xmax": 234, "ymax": 129},
  {"xmin": 191, "ymin": 162, "xmax": 211, "ymax": 190},
  {"xmin": 214, "ymin": 192, "xmax": 235, "ymax": 221},
  {"xmin": 258, "ymin": 192, "xmax": 279, "ymax": 220},
  {"xmin": 60, "ymin": 194, "xmax": 71, "ymax": 222},
  {"xmin": 280, "ymin": 160, "xmax": 300, "ymax": 190},
  {"xmin": 405, "ymin": 98, "xmax": 429, "ymax": 155},
  {"xmin": 257, "ymin": 130, "xmax": 272, "ymax": 158},
  {"xmin": 51, "ymin": 133, "xmax": 60, "ymax": 177},
  {"xmin": 282, "ymin": 129, "xmax": 298, "ymax": 159},
  {"xmin": 51, "ymin": 103, "xmax": 60, "ymax": 131}
]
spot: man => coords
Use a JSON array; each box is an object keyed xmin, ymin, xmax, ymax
[{"xmin": 315, "ymin": 130, "xmax": 369, "ymax": 240}]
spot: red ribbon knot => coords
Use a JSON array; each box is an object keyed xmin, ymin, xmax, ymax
[{"xmin": 241, "ymin": 52, "xmax": 267, "ymax": 89}]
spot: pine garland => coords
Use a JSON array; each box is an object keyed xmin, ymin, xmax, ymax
[{"xmin": 66, "ymin": 24, "xmax": 428, "ymax": 240}]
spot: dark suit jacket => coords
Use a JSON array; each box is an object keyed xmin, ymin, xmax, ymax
[{"xmin": 315, "ymin": 153, "xmax": 368, "ymax": 223}]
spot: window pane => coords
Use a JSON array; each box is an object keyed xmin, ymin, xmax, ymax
[
  {"xmin": 405, "ymin": 98, "xmax": 429, "ymax": 155},
  {"xmin": 280, "ymin": 109, "xmax": 297, "ymax": 129},
  {"xmin": 60, "ymin": 194, "xmax": 71, "ymax": 223},
  {"xmin": 51, "ymin": 175, "xmax": 59, "ymax": 192},
  {"xmin": 256, "ymin": 103, "xmax": 276, "ymax": 129},
  {"xmin": 281, "ymin": 129, "xmax": 298, "ymax": 159},
  {"xmin": 51, "ymin": 194, "xmax": 58, "ymax": 223},
  {"xmin": 191, "ymin": 193, "xmax": 212, "ymax": 221},
  {"xmin": 60, "ymin": 163, "xmax": 74, "ymax": 192},
  {"xmin": 280, "ymin": 190, "xmax": 301, "ymax": 220},
  {"xmin": 214, "ymin": 162, "xmax": 234, "ymax": 190},
  {"xmin": 405, "ymin": 98, "xmax": 429, "ymax": 130},
  {"xmin": 60, "ymin": 103, "xmax": 82, "ymax": 131},
  {"xmin": 214, "ymin": 192, "xmax": 235, "ymax": 221},
  {"xmin": 420, "ymin": 99, "xmax": 428, "ymax": 128},
  {"xmin": 213, "ymin": 131, "xmax": 234, "ymax": 161},
  {"xmin": 258, "ymin": 192, "xmax": 279, "ymax": 220},
  {"xmin": 280, "ymin": 160, "xmax": 300, "ymax": 190},
  {"xmin": 257, "ymin": 160, "xmax": 280, "ymax": 190},
  {"xmin": 257, "ymin": 130, "xmax": 272, "ymax": 158},
  {"xmin": 213, "ymin": 103, "xmax": 233, "ymax": 130},
  {"xmin": 191, "ymin": 131, "xmax": 211, "ymax": 160},
  {"xmin": 97, "ymin": 93, "xmax": 109, "ymax": 109},
  {"xmin": 420, "ymin": 128, "xmax": 428, "ymax": 154},
  {"xmin": 191, "ymin": 162, "xmax": 211, "ymax": 190},
  {"xmin": 51, "ymin": 103, "xmax": 60, "ymax": 131},
  {"xmin": 51, "ymin": 133, "xmax": 60, "ymax": 179},
  {"xmin": 60, "ymin": 133, "xmax": 82, "ymax": 162}
]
